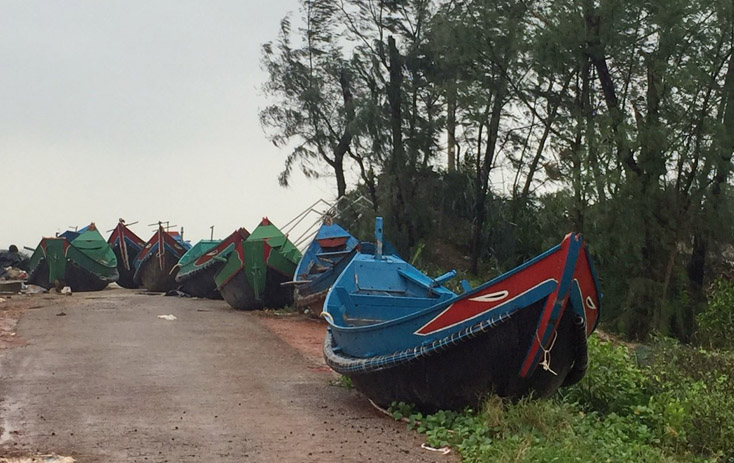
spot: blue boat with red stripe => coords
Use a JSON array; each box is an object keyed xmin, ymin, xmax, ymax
[
  {"xmin": 107, "ymin": 219, "xmax": 146, "ymax": 288},
  {"xmin": 289, "ymin": 217, "xmax": 361, "ymax": 315},
  {"xmin": 323, "ymin": 218, "xmax": 601, "ymax": 411},
  {"xmin": 133, "ymin": 224, "xmax": 191, "ymax": 292}
]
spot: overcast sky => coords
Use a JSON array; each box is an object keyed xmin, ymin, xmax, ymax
[{"xmin": 0, "ymin": 1, "xmax": 336, "ymax": 249}]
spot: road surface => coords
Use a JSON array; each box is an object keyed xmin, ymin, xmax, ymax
[{"xmin": 0, "ymin": 289, "xmax": 455, "ymax": 462}]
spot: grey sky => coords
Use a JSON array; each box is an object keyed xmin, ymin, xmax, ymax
[{"xmin": 1, "ymin": 0, "xmax": 334, "ymax": 249}]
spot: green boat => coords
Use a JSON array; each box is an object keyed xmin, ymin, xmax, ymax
[
  {"xmin": 175, "ymin": 228, "xmax": 250, "ymax": 299},
  {"xmin": 215, "ymin": 218, "xmax": 301, "ymax": 310},
  {"xmin": 27, "ymin": 223, "xmax": 119, "ymax": 291}
]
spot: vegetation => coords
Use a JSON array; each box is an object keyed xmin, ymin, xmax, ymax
[
  {"xmin": 390, "ymin": 335, "xmax": 734, "ymax": 462},
  {"xmin": 262, "ymin": 0, "xmax": 734, "ymax": 343},
  {"xmin": 261, "ymin": 2, "xmax": 734, "ymax": 458}
]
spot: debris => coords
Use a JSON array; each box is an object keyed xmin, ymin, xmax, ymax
[
  {"xmin": 61, "ymin": 286, "xmax": 72, "ymax": 295},
  {"xmin": 157, "ymin": 314, "xmax": 177, "ymax": 321},
  {"xmin": 57, "ymin": 312, "xmax": 66, "ymax": 317},
  {"xmin": 0, "ymin": 280, "xmax": 23, "ymax": 293},
  {"xmin": 24, "ymin": 284, "xmax": 48, "ymax": 294},
  {"xmin": 165, "ymin": 289, "xmax": 191, "ymax": 297},
  {"xmin": 108, "ymin": 282, "xmax": 122, "ymax": 289},
  {"xmin": 0, "ymin": 297, "xmax": 5, "ymax": 303},
  {"xmin": 421, "ymin": 443, "xmax": 451, "ymax": 455},
  {"xmin": 0, "ymin": 267, "xmax": 27, "ymax": 280}
]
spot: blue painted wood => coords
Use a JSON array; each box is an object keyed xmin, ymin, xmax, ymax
[
  {"xmin": 322, "ymin": 218, "xmax": 603, "ymax": 410},
  {"xmin": 291, "ymin": 221, "xmax": 361, "ymax": 303}
]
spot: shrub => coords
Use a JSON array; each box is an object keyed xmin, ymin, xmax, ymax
[
  {"xmin": 696, "ymin": 278, "xmax": 734, "ymax": 350},
  {"xmin": 562, "ymin": 336, "xmax": 650, "ymax": 414}
]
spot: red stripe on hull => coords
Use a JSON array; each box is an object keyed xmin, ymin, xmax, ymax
[
  {"xmin": 519, "ymin": 234, "xmax": 576, "ymax": 378},
  {"xmin": 416, "ymin": 241, "xmax": 568, "ymax": 336}
]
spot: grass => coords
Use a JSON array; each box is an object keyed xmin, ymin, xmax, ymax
[{"xmin": 389, "ymin": 335, "xmax": 734, "ymax": 463}]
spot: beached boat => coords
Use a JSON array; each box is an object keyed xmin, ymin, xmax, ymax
[
  {"xmin": 133, "ymin": 225, "xmax": 191, "ymax": 292},
  {"xmin": 323, "ymin": 218, "xmax": 601, "ymax": 411},
  {"xmin": 215, "ymin": 218, "xmax": 302, "ymax": 310},
  {"xmin": 175, "ymin": 228, "xmax": 250, "ymax": 298},
  {"xmin": 107, "ymin": 220, "xmax": 146, "ymax": 288},
  {"xmin": 27, "ymin": 223, "xmax": 119, "ymax": 291},
  {"xmin": 289, "ymin": 217, "xmax": 361, "ymax": 315}
]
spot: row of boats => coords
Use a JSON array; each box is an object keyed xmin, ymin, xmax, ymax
[
  {"xmin": 27, "ymin": 218, "xmax": 303, "ymax": 310},
  {"xmin": 23, "ymin": 216, "xmax": 602, "ymax": 411}
]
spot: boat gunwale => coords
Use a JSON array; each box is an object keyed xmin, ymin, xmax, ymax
[{"xmin": 323, "ymin": 239, "xmax": 568, "ymax": 335}]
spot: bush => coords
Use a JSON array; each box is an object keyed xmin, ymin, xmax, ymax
[
  {"xmin": 562, "ymin": 336, "xmax": 650, "ymax": 414},
  {"xmin": 696, "ymin": 278, "xmax": 734, "ymax": 350},
  {"xmin": 390, "ymin": 335, "xmax": 733, "ymax": 462}
]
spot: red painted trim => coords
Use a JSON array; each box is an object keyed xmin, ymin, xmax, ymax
[
  {"xmin": 193, "ymin": 228, "xmax": 247, "ymax": 266},
  {"xmin": 317, "ymin": 237, "xmax": 349, "ymax": 248},
  {"xmin": 216, "ymin": 240, "xmax": 246, "ymax": 290},
  {"xmin": 416, "ymin": 246, "xmax": 566, "ymax": 335},
  {"xmin": 518, "ymin": 234, "xmax": 575, "ymax": 378}
]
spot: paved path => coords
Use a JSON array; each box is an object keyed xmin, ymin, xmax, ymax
[{"xmin": 0, "ymin": 290, "xmax": 454, "ymax": 462}]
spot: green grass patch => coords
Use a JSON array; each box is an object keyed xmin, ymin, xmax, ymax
[{"xmin": 389, "ymin": 335, "xmax": 734, "ymax": 462}]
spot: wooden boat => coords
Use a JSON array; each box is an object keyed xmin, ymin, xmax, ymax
[
  {"xmin": 215, "ymin": 218, "xmax": 302, "ymax": 310},
  {"xmin": 107, "ymin": 219, "xmax": 146, "ymax": 288},
  {"xmin": 289, "ymin": 217, "xmax": 361, "ymax": 315},
  {"xmin": 175, "ymin": 228, "xmax": 250, "ymax": 298},
  {"xmin": 133, "ymin": 225, "xmax": 191, "ymax": 292},
  {"xmin": 323, "ymin": 218, "xmax": 601, "ymax": 411},
  {"xmin": 27, "ymin": 223, "xmax": 119, "ymax": 291}
]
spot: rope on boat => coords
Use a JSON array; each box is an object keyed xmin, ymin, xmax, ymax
[
  {"xmin": 536, "ymin": 330, "xmax": 559, "ymax": 376},
  {"xmin": 320, "ymin": 311, "xmax": 334, "ymax": 324}
]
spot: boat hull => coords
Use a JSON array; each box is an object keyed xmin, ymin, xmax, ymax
[
  {"xmin": 27, "ymin": 259, "xmax": 113, "ymax": 292},
  {"xmin": 112, "ymin": 245, "xmax": 139, "ymax": 289},
  {"xmin": 325, "ymin": 299, "xmax": 588, "ymax": 411},
  {"xmin": 220, "ymin": 268, "xmax": 293, "ymax": 310},
  {"xmin": 135, "ymin": 253, "xmax": 180, "ymax": 292},
  {"xmin": 178, "ymin": 263, "xmax": 224, "ymax": 299}
]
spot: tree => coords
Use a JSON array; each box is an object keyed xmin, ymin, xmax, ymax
[{"xmin": 261, "ymin": 0, "xmax": 356, "ymax": 197}]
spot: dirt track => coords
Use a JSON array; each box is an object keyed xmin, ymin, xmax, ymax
[{"xmin": 0, "ymin": 289, "xmax": 456, "ymax": 462}]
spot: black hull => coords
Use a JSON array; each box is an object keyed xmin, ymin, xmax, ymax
[
  {"xmin": 135, "ymin": 253, "xmax": 180, "ymax": 292},
  {"xmin": 178, "ymin": 264, "xmax": 224, "ymax": 299},
  {"xmin": 220, "ymin": 268, "xmax": 294, "ymax": 310},
  {"xmin": 27, "ymin": 260, "xmax": 113, "ymax": 292},
  {"xmin": 112, "ymin": 246, "xmax": 139, "ymax": 289},
  {"xmin": 325, "ymin": 300, "xmax": 588, "ymax": 412}
]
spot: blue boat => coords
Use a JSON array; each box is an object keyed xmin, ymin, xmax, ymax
[
  {"xmin": 289, "ymin": 217, "xmax": 361, "ymax": 315},
  {"xmin": 322, "ymin": 218, "xmax": 601, "ymax": 411}
]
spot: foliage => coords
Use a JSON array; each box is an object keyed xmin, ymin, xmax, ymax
[
  {"xmin": 696, "ymin": 279, "xmax": 734, "ymax": 350},
  {"xmin": 332, "ymin": 375, "xmax": 353, "ymax": 390},
  {"xmin": 389, "ymin": 336, "xmax": 734, "ymax": 462},
  {"xmin": 263, "ymin": 0, "xmax": 734, "ymax": 342}
]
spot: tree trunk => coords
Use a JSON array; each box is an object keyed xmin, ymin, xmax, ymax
[
  {"xmin": 471, "ymin": 81, "xmax": 506, "ymax": 274},
  {"xmin": 446, "ymin": 82, "xmax": 457, "ymax": 171},
  {"xmin": 332, "ymin": 67, "xmax": 355, "ymax": 198},
  {"xmin": 386, "ymin": 36, "xmax": 415, "ymax": 248}
]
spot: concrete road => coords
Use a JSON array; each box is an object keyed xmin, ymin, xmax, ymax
[{"xmin": 0, "ymin": 290, "xmax": 455, "ymax": 462}]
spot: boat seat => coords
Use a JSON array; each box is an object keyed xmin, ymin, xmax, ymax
[
  {"xmin": 396, "ymin": 268, "xmax": 434, "ymax": 291},
  {"xmin": 316, "ymin": 250, "xmax": 353, "ymax": 261}
]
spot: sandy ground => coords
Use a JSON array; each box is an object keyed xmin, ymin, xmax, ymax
[{"xmin": 0, "ymin": 289, "xmax": 457, "ymax": 462}]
